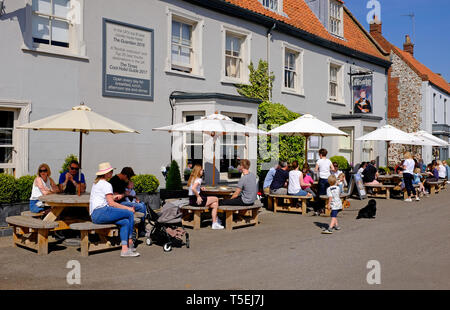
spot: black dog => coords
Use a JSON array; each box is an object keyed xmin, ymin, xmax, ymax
[{"xmin": 356, "ymin": 199, "xmax": 377, "ymax": 219}]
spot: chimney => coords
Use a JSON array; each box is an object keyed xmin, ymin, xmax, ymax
[
  {"xmin": 403, "ymin": 35, "xmax": 414, "ymax": 56},
  {"xmin": 369, "ymin": 15, "xmax": 382, "ymax": 35}
]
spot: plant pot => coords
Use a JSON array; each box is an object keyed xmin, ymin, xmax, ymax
[{"xmin": 135, "ymin": 192, "xmax": 161, "ymax": 210}]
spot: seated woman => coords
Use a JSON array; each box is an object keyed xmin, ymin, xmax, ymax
[
  {"xmin": 187, "ymin": 165, "xmax": 223, "ymax": 230},
  {"xmin": 29, "ymin": 163, "xmax": 59, "ymax": 213},
  {"xmin": 288, "ymin": 161, "xmax": 312, "ymax": 197},
  {"xmin": 89, "ymin": 162, "xmax": 139, "ymax": 258}
]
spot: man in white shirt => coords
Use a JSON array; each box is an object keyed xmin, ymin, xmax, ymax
[{"xmin": 315, "ymin": 149, "xmax": 335, "ymax": 196}]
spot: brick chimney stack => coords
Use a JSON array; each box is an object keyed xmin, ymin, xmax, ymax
[
  {"xmin": 403, "ymin": 35, "xmax": 414, "ymax": 56},
  {"xmin": 369, "ymin": 15, "xmax": 382, "ymax": 35}
]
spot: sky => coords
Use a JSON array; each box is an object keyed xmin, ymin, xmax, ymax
[{"xmin": 344, "ymin": 0, "xmax": 450, "ymax": 82}]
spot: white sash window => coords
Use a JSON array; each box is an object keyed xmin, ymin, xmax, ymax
[{"xmin": 32, "ymin": 0, "xmax": 70, "ymax": 48}]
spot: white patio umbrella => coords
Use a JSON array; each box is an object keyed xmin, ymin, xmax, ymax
[
  {"xmin": 355, "ymin": 125, "xmax": 426, "ymax": 165},
  {"xmin": 17, "ymin": 103, "xmax": 139, "ymax": 194},
  {"xmin": 414, "ymin": 131, "xmax": 449, "ymax": 147},
  {"xmin": 153, "ymin": 112, "xmax": 267, "ymax": 186},
  {"xmin": 268, "ymin": 114, "xmax": 348, "ymax": 159}
]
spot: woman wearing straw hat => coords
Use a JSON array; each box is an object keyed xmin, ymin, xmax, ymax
[{"xmin": 89, "ymin": 162, "xmax": 140, "ymax": 257}]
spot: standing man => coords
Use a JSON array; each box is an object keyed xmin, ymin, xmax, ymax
[
  {"xmin": 58, "ymin": 160, "xmax": 86, "ymax": 194},
  {"xmin": 219, "ymin": 159, "xmax": 257, "ymax": 206}
]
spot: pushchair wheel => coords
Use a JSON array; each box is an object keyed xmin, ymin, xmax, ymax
[
  {"xmin": 145, "ymin": 238, "xmax": 152, "ymax": 246},
  {"xmin": 163, "ymin": 243, "xmax": 172, "ymax": 252}
]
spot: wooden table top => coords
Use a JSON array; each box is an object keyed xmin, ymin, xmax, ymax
[{"xmin": 39, "ymin": 193, "xmax": 90, "ymax": 206}]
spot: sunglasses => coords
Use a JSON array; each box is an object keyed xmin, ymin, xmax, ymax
[
  {"xmin": 39, "ymin": 169, "xmax": 48, "ymax": 173},
  {"xmin": 70, "ymin": 166, "xmax": 80, "ymax": 170}
]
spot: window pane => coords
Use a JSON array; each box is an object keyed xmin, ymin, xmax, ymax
[
  {"xmin": 186, "ymin": 145, "xmax": 203, "ymax": 162},
  {"xmin": 0, "ymin": 147, "xmax": 13, "ymax": 164},
  {"xmin": 172, "ymin": 21, "xmax": 181, "ymax": 43},
  {"xmin": 0, "ymin": 129, "xmax": 13, "ymax": 145},
  {"xmin": 0, "ymin": 111, "xmax": 14, "ymax": 128},
  {"xmin": 226, "ymin": 35, "xmax": 232, "ymax": 52},
  {"xmin": 32, "ymin": 15, "xmax": 50, "ymax": 40},
  {"xmin": 179, "ymin": 46, "xmax": 190, "ymax": 65},
  {"xmin": 53, "ymin": 0, "xmax": 70, "ymax": 18},
  {"xmin": 171, "ymin": 44, "xmax": 179, "ymax": 63},
  {"xmin": 52, "ymin": 19, "xmax": 69, "ymax": 43},
  {"xmin": 33, "ymin": 0, "xmax": 51, "ymax": 14},
  {"xmin": 181, "ymin": 24, "xmax": 192, "ymax": 46}
]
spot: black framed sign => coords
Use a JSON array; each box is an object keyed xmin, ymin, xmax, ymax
[
  {"xmin": 102, "ymin": 18, "xmax": 154, "ymax": 101},
  {"xmin": 352, "ymin": 75, "xmax": 373, "ymax": 114},
  {"xmin": 348, "ymin": 173, "xmax": 367, "ymax": 200}
]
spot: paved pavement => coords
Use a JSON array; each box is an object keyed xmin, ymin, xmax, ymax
[{"xmin": 1, "ymin": 189, "xmax": 449, "ymax": 290}]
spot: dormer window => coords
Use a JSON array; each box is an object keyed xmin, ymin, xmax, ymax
[
  {"xmin": 260, "ymin": 0, "xmax": 284, "ymax": 14},
  {"xmin": 329, "ymin": 0, "xmax": 343, "ymax": 37}
]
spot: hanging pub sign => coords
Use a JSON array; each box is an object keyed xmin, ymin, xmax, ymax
[
  {"xmin": 352, "ymin": 75, "xmax": 373, "ymax": 114},
  {"xmin": 102, "ymin": 18, "xmax": 154, "ymax": 101}
]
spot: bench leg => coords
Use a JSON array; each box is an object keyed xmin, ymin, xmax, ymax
[
  {"xmin": 80, "ymin": 231, "xmax": 89, "ymax": 257},
  {"xmin": 386, "ymin": 188, "xmax": 390, "ymax": 200},
  {"xmin": 302, "ymin": 199, "xmax": 307, "ymax": 216},
  {"xmin": 37, "ymin": 229, "xmax": 49, "ymax": 256},
  {"xmin": 430, "ymin": 185, "xmax": 435, "ymax": 195},
  {"xmin": 252, "ymin": 209, "xmax": 259, "ymax": 226},
  {"xmin": 273, "ymin": 198, "xmax": 278, "ymax": 213},
  {"xmin": 193, "ymin": 211, "xmax": 201, "ymax": 230},
  {"xmin": 225, "ymin": 211, "xmax": 233, "ymax": 231},
  {"xmin": 268, "ymin": 196, "xmax": 273, "ymax": 211}
]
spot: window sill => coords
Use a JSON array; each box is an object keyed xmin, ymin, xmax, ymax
[
  {"xmin": 165, "ymin": 69, "xmax": 205, "ymax": 80},
  {"xmin": 327, "ymin": 99, "xmax": 346, "ymax": 106},
  {"xmin": 281, "ymin": 88, "xmax": 305, "ymax": 98},
  {"xmin": 21, "ymin": 45, "xmax": 89, "ymax": 61},
  {"xmin": 221, "ymin": 77, "xmax": 250, "ymax": 86}
]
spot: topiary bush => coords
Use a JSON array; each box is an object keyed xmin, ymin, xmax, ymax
[
  {"xmin": 0, "ymin": 173, "xmax": 17, "ymax": 203},
  {"xmin": 131, "ymin": 174, "xmax": 159, "ymax": 194},
  {"xmin": 330, "ymin": 156, "xmax": 350, "ymax": 170},
  {"xmin": 15, "ymin": 175, "xmax": 36, "ymax": 202},
  {"xmin": 446, "ymin": 159, "xmax": 450, "ymax": 166},
  {"xmin": 60, "ymin": 154, "xmax": 79, "ymax": 174},
  {"xmin": 165, "ymin": 160, "xmax": 182, "ymax": 190}
]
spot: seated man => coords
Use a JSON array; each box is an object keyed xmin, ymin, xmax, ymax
[
  {"xmin": 263, "ymin": 162, "xmax": 280, "ymax": 195},
  {"xmin": 58, "ymin": 160, "xmax": 86, "ymax": 194},
  {"xmin": 219, "ymin": 159, "xmax": 257, "ymax": 207},
  {"xmin": 109, "ymin": 167, "xmax": 147, "ymax": 237},
  {"xmin": 363, "ymin": 161, "xmax": 380, "ymax": 186},
  {"xmin": 269, "ymin": 161, "xmax": 289, "ymax": 195}
]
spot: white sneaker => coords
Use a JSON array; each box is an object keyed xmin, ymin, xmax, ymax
[
  {"xmin": 212, "ymin": 222, "xmax": 224, "ymax": 230},
  {"xmin": 404, "ymin": 198, "xmax": 412, "ymax": 202},
  {"xmin": 415, "ymin": 197, "xmax": 420, "ymax": 201},
  {"xmin": 120, "ymin": 249, "xmax": 140, "ymax": 257}
]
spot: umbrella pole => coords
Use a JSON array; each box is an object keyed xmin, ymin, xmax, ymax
[
  {"xmin": 304, "ymin": 134, "xmax": 310, "ymax": 165},
  {"xmin": 386, "ymin": 141, "xmax": 390, "ymax": 167},
  {"xmin": 78, "ymin": 132, "xmax": 82, "ymax": 196},
  {"xmin": 212, "ymin": 139, "xmax": 216, "ymax": 187}
]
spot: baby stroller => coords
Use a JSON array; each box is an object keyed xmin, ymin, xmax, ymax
[{"xmin": 145, "ymin": 199, "xmax": 190, "ymax": 252}]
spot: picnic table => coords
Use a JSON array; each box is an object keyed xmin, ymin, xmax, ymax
[
  {"xmin": 200, "ymin": 186, "xmax": 236, "ymax": 199},
  {"xmin": 40, "ymin": 193, "xmax": 90, "ymax": 229}
]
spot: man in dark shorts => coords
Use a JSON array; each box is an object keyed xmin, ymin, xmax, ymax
[
  {"xmin": 219, "ymin": 159, "xmax": 257, "ymax": 206},
  {"xmin": 269, "ymin": 161, "xmax": 289, "ymax": 195}
]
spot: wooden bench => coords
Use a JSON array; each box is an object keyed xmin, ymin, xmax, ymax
[
  {"xmin": 402, "ymin": 184, "xmax": 421, "ymax": 199},
  {"xmin": 21, "ymin": 211, "xmax": 44, "ymax": 218},
  {"xmin": 364, "ymin": 184, "xmax": 396, "ymax": 199},
  {"xmin": 319, "ymin": 194, "xmax": 350, "ymax": 216},
  {"xmin": 218, "ymin": 201, "xmax": 262, "ymax": 231},
  {"xmin": 180, "ymin": 206, "xmax": 209, "ymax": 230},
  {"xmin": 70, "ymin": 217, "xmax": 142, "ymax": 257},
  {"xmin": 267, "ymin": 194, "xmax": 312, "ymax": 215},
  {"xmin": 426, "ymin": 180, "xmax": 445, "ymax": 195},
  {"xmin": 6, "ymin": 215, "xmax": 59, "ymax": 255}
]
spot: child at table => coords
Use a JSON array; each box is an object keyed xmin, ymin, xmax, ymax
[
  {"xmin": 301, "ymin": 165, "xmax": 316, "ymax": 198},
  {"xmin": 413, "ymin": 168, "xmax": 427, "ymax": 196},
  {"xmin": 125, "ymin": 181, "xmax": 137, "ymax": 203},
  {"xmin": 322, "ymin": 175, "xmax": 342, "ymax": 234},
  {"xmin": 337, "ymin": 173, "xmax": 347, "ymax": 193}
]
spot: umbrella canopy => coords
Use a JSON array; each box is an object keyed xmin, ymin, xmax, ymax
[
  {"xmin": 17, "ymin": 105, "xmax": 139, "ymax": 134},
  {"xmin": 355, "ymin": 125, "xmax": 427, "ymax": 166},
  {"xmin": 153, "ymin": 113, "xmax": 266, "ymax": 136},
  {"xmin": 153, "ymin": 112, "xmax": 267, "ymax": 186},
  {"xmin": 414, "ymin": 131, "xmax": 449, "ymax": 147},
  {"xmin": 268, "ymin": 114, "xmax": 348, "ymax": 137},
  {"xmin": 355, "ymin": 125, "xmax": 424, "ymax": 144},
  {"xmin": 268, "ymin": 114, "xmax": 348, "ymax": 160},
  {"xmin": 17, "ymin": 104, "xmax": 139, "ymax": 194},
  {"xmin": 391, "ymin": 131, "xmax": 442, "ymax": 146}
]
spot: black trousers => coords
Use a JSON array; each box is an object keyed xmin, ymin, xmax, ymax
[
  {"xmin": 403, "ymin": 173, "xmax": 416, "ymax": 197},
  {"xmin": 219, "ymin": 196, "xmax": 253, "ymax": 206}
]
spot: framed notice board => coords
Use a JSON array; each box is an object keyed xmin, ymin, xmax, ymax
[
  {"xmin": 348, "ymin": 173, "xmax": 367, "ymax": 200},
  {"xmin": 102, "ymin": 18, "xmax": 154, "ymax": 101}
]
